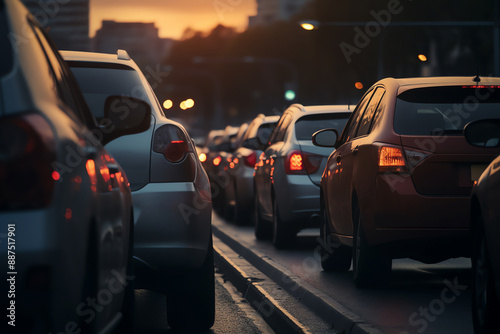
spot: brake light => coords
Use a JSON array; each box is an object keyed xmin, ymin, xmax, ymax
[
  {"xmin": 285, "ymin": 150, "xmax": 322, "ymax": 174},
  {"xmin": 153, "ymin": 125, "xmax": 190, "ymax": 163},
  {"xmin": 0, "ymin": 114, "xmax": 56, "ymax": 210},
  {"xmin": 244, "ymin": 151, "xmax": 257, "ymax": 167},
  {"xmin": 199, "ymin": 153, "xmax": 207, "ymax": 163},
  {"xmin": 213, "ymin": 156, "xmax": 222, "ymax": 166},
  {"xmin": 289, "ymin": 153, "xmax": 303, "ymax": 171},
  {"xmin": 378, "ymin": 146, "xmax": 407, "ymax": 172}
]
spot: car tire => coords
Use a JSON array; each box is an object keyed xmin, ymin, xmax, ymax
[
  {"xmin": 272, "ymin": 200, "xmax": 295, "ymax": 249},
  {"xmin": 352, "ymin": 207, "xmax": 391, "ymax": 288},
  {"xmin": 115, "ymin": 214, "xmax": 135, "ymax": 334},
  {"xmin": 320, "ymin": 204, "xmax": 351, "ymax": 272},
  {"xmin": 166, "ymin": 237, "xmax": 215, "ymax": 331},
  {"xmin": 472, "ymin": 218, "xmax": 500, "ymax": 334},
  {"xmin": 254, "ymin": 194, "xmax": 272, "ymax": 240}
]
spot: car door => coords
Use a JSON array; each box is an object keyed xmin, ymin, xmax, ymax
[
  {"xmin": 31, "ymin": 23, "xmax": 131, "ymax": 328},
  {"xmin": 256, "ymin": 113, "xmax": 292, "ymax": 220},
  {"xmin": 327, "ymin": 89, "xmax": 376, "ymax": 237}
]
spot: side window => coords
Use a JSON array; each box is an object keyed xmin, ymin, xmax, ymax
[
  {"xmin": 30, "ymin": 22, "xmax": 83, "ymax": 122},
  {"xmin": 369, "ymin": 91, "xmax": 387, "ymax": 132},
  {"xmin": 275, "ymin": 114, "xmax": 292, "ymax": 142},
  {"xmin": 269, "ymin": 113, "xmax": 290, "ymax": 144},
  {"xmin": 356, "ymin": 88, "xmax": 385, "ymax": 137},
  {"xmin": 343, "ymin": 89, "xmax": 375, "ymax": 143}
]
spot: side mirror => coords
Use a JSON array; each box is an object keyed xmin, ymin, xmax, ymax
[
  {"xmin": 242, "ymin": 137, "xmax": 261, "ymax": 150},
  {"xmin": 257, "ymin": 128, "xmax": 272, "ymax": 146},
  {"xmin": 213, "ymin": 141, "xmax": 232, "ymax": 152},
  {"xmin": 312, "ymin": 129, "xmax": 338, "ymax": 148},
  {"xmin": 464, "ymin": 119, "xmax": 500, "ymax": 148},
  {"xmin": 101, "ymin": 96, "xmax": 151, "ymax": 145}
]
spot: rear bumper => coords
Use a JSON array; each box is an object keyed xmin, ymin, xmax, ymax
[
  {"xmin": 234, "ymin": 165, "xmax": 255, "ymax": 210},
  {"xmin": 132, "ymin": 182, "xmax": 212, "ymax": 278},
  {"xmin": 276, "ymin": 174, "xmax": 321, "ymax": 228},
  {"xmin": 358, "ymin": 173, "xmax": 471, "ymax": 258}
]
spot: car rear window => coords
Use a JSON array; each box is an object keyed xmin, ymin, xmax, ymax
[
  {"xmin": 68, "ymin": 64, "xmax": 150, "ymax": 119},
  {"xmin": 394, "ymin": 86, "xmax": 500, "ymax": 136},
  {"xmin": 295, "ymin": 113, "xmax": 350, "ymax": 140}
]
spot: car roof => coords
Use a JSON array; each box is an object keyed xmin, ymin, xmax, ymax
[
  {"xmin": 61, "ymin": 50, "xmax": 138, "ymax": 68},
  {"xmin": 377, "ymin": 76, "xmax": 500, "ymax": 90}
]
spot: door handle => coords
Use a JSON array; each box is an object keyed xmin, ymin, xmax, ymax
[{"xmin": 353, "ymin": 146, "xmax": 359, "ymax": 156}]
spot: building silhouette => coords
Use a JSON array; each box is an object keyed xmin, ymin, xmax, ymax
[
  {"xmin": 249, "ymin": 0, "xmax": 312, "ymax": 27},
  {"xmin": 92, "ymin": 20, "xmax": 173, "ymax": 69},
  {"xmin": 22, "ymin": 0, "xmax": 90, "ymax": 51}
]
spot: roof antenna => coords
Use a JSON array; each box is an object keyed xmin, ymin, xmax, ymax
[
  {"xmin": 472, "ymin": 15, "xmax": 481, "ymax": 84},
  {"xmin": 473, "ymin": 73, "xmax": 481, "ymax": 83}
]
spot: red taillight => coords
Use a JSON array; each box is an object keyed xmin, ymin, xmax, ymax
[
  {"xmin": 289, "ymin": 153, "xmax": 303, "ymax": 172},
  {"xmin": 153, "ymin": 125, "xmax": 190, "ymax": 163},
  {"xmin": 0, "ymin": 114, "xmax": 56, "ymax": 210},
  {"xmin": 213, "ymin": 156, "xmax": 222, "ymax": 166},
  {"xmin": 378, "ymin": 146, "xmax": 407, "ymax": 173},
  {"xmin": 285, "ymin": 150, "xmax": 322, "ymax": 174},
  {"xmin": 244, "ymin": 151, "xmax": 257, "ymax": 167}
]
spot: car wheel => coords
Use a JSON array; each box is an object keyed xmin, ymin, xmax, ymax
[
  {"xmin": 272, "ymin": 200, "xmax": 295, "ymax": 249},
  {"xmin": 80, "ymin": 223, "xmax": 98, "ymax": 333},
  {"xmin": 319, "ymin": 204, "xmax": 351, "ymax": 272},
  {"xmin": 166, "ymin": 237, "xmax": 215, "ymax": 331},
  {"xmin": 472, "ymin": 220, "xmax": 500, "ymax": 333},
  {"xmin": 115, "ymin": 215, "xmax": 135, "ymax": 334},
  {"xmin": 254, "ymin": 194, "xmax": 272, "ymax": 240},
  {"xmin": 352, "ymin": 207, "xmax": 391, "ymax": 288}
]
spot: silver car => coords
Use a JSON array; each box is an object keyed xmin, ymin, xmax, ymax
[
  {"xmin": 254, "ymin": 104, "xmax": 352, "ymax": 248},
  {"xmin": 62, "ymin": 50, "xmax": 214, "ymax": 331},
  {"xmin": 1, "ymin": 1, "xmax": 150, "ymax": 332},
  {"xmin": 230, "ymin": 114, "xmax": 279, "ymax": 224}
]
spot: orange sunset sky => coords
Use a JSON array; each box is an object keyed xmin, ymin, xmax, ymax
[{"xmin": 90, "ymin": 0, "xmax": 257, "ymax": 39}]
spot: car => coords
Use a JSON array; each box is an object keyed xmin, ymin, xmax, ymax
[
  {"xmin": 314, "ymin": 77, "xmax": 500, "ymax": 287},
  {"xmin": 464, "ymin": 118, "xmax": 500, "ymax": 334},
  {"xmin": 62, "ymin": 50, "xmax": 214, "ymax": 331},
  {"xmin": 198, "ymin": 129, "xmax": 225, "ymax": 172},
  {"xmin": 210, "ymin": 124, "xmax": 248, "ymax": 218},
  {"xmin": 254, "ymin": 104, "xmax": 352, "ymax": 248},
  {"xmin": 230, "ymin": 114, "xmax": 279, "ymax": 224},
  {"xmin": 0, "ymin": 1, "xmax": 150, "ymax": 332}
]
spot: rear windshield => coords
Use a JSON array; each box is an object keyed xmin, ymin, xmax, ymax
[
  {"xmin": 69, "ymin": 64, "xmax": 150, "ymax": 119},
  {"xmin": 394, "ymin": 86, "xmax": 500, "ymax": 136},
  {"xmin": 295, "ymin": 113, "xmax": 350, "ymax": 140}
]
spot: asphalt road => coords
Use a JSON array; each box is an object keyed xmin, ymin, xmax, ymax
[
  {"xmin": 133, "ymin": 274, "xmax": 274, "ymax": 333},
  {"xmin": 212, "ymin": 214, "xmax": 473, "ymax": 334}
]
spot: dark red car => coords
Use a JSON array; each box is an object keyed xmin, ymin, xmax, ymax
[{"xmin": 314, "ymin": 77, "xmax": 500, "ymax": 287}]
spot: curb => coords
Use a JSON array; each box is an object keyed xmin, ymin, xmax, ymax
[
  {"xmin": 213, "ymin": 243, "xmax": 312, "ymax": 333},
  {"xmin": 213, "ymin": 225, "xmax": 384, "ymax": 334}
]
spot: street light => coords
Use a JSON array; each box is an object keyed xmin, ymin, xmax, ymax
[
  {"xmin": 300, "ymin": 20, "xmax": 319, "ymax": 31},
  {"xmin": 163, "ymin": 99, "xmax": 173, "ymax": 109}
]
